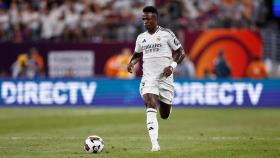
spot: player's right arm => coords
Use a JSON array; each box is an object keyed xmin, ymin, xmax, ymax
[
  {"xmin": 128, "ymin": 34, "xmax": 143, "ymax": 73},
  {"xmin": 127, "ymin": 52, "xmax": 142, "ymax": 73}
]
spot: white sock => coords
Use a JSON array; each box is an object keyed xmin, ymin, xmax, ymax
[{"xmin": 146, "ymin": 108, "xmax": 159, "ymax": 146}]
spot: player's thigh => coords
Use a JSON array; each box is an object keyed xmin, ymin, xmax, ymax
[
  {"xmin": 140, "ymin": 80, "xmax": 160, "ymax": 108},
  {"xmin": 158, "ymin": 79, "xmax": 174, "ymax": 105},
  {"xmin": 139, "ymin": 78, "xmax": 160, "ymax": 95}
]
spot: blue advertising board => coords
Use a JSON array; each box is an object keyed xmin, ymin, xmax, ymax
[
  {"xmin": 0, "ymin": 78, "xmax": 279, "ymax": 107},
  {"xmin": 174, "ymin": 79, "xmax": 279, "ymax": 107},
  {"xmin": 273, "ymin": 0, "xmax": 280, "ymax": 18}
]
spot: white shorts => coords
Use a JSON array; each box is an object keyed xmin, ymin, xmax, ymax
[{"xmin": 139, "ymin": 77, "xmax": 174, "ymax": 105}]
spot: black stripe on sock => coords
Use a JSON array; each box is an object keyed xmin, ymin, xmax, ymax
[{"xmin": 147, "ymin": 111, "xmax": 157, "ymax": 113}]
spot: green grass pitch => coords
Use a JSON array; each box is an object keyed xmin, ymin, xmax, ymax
[{"xmin": 0, "ymin": 107, "xmax": 279, "ymax": 158}]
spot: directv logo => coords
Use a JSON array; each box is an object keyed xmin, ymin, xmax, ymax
[
  {"xmin": 173, "ymin": 82, "xmax": 263, "ymax": 106},
  {"xmin": 0, "ymin": 81, "xmax": 97, "ymax": 105}
]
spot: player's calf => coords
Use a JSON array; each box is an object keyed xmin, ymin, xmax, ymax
[
  {"xmin": 159, "ymin": 102, "xmax": 172, "ymax": 119},
  {"xmin": 160, "ymin": 112, "xmax": 170, "ymax": 119}
]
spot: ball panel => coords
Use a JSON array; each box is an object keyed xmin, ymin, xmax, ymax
[{"xmin": 84, "ymin": 143, "xmax": 90, "ymax": 151}]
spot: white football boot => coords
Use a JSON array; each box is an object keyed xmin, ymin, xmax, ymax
[{"xmin": 151, "ymin": 142, "xmax": 160, "ymax": 152}]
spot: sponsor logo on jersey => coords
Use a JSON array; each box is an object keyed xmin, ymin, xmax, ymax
[
  {"xmin": 142, "ymin": 43, "xmax": 162, "ymax": 53},
  {"xmin": 142, "ymin": 43, "xmax": 162, "ymax": 50}
]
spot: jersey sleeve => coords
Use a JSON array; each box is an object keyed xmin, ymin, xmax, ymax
[
  {"xmin": 134, "ymin": 35, "xmax": 142, "ymax": 53},
  {"xmin": 167, "ymin": 30, "xmax": 181, "ymax": 51}
]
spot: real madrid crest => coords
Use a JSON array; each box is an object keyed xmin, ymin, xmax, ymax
[{"xmin": 156, "ymin": 36, "xmax": 161, "ymax": 42}]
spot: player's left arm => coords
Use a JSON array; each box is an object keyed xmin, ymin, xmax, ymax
[
  {"xmin": 163, "ymin": 47, "xmax": 186, "ymax": 77},
  {"xmin": 173, "ymin": 47, "xmax": 186, "ymax": 65},
  {"xmin": 163, "ymin": 29, "xmax": 187, "ymax": 77}
]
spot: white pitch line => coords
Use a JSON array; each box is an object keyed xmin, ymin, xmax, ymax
[
  {"xmin": 0, "ymin": 136, "xmax": 80, "ymax": 140},
  {"xmin": 0, "ymin": 136, "xmax": 279, "ymax": 141}
]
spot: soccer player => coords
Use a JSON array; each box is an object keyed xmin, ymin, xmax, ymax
[{"xmin": 127, "ymin": 6, "xmax": 186, "ymax": 152}]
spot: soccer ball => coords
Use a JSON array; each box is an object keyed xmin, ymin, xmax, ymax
[{"xmin": 84, "ymin": 135, "xmax": 104, "ymax": 154}]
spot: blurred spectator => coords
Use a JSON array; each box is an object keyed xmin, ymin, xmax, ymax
[
  {"xmin": 0, "ymin": 8, "xmax": 9, "ymax": 41},
  {"xmin": 203, "ymin": 69, "xmax": 216, "ymax": 79},
  {"xmin": 276, "ymin": 64, "xmax": 280, "ymax": 79},
  {"xmin": 29, "ymin": 47, "xmax": 45, "ymax": 77},
  {"xmin": 115, "ymin": 48, "xmax": 136, "ymax": 79},
  {"xmin": 219, "ymin": 0, "xmax": 243, "ymax": 28},
  {"xmin": 8, "ymin": 1, "xmax": 19, "ymax": 27},
  {"xmin": 21, "ymin": 3, "xmax": 40, "ymax": 41},
  {"xmin": 63, "ymin": 4, "xmax": 81, "ymax": 42},
  {"xmin": 213, "ymin": 50, "xmax": 231, "ymax": 78},
  {"xmin": 11, "ymin": 52, "xmax": 28, "ymax": 78},
  {"xmin": 65, "ymin": 67, "xmax": 74, "ymax": 78},
  {"xmin": 264, "ymin": 57, "xmax": 273, "ymax": 77},
  {"xmin": 104, "ymin": 48, "xmax": 136, "ymax": 79},
  {"xmin": 24, "ymin": 52, "xmax": 39, "ymax": 78},
  {"xmin": 104, "ymin": 54, "xmax": 118, "ymax": 77},
  {"xmin": 80, "ymin": 4, "xmax": 95, "ymax": 41},
  {"xmin": 40, "ymin": 8, "xmax": 54, "ymax": 40},
  {"xmin": 174, "ymin": 57, "xmax": 196, "ymax": 79},
  {"xmin": 245, "ymin": 56, "xmax": 267, "ymax": 79},
  {"xmin": 52, "ymin": 11, "xmax": 66, "ymax": 41}
]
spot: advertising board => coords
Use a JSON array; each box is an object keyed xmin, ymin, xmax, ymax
[{"xmin": 0, "ymin": 78, "xmax": 279, "ymax": 107}]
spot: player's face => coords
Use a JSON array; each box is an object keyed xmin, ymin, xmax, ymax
[{"xmin": 142, "ymin": 13, "xmax": 157, "ymax": 31}]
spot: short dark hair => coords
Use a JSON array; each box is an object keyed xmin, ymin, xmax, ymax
[{"xmin": 143, "ymin": 6, "xmax": 158, "ymax": 16}]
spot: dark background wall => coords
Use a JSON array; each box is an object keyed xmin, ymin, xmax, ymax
[{"xmin": 0, "ymin": 42, "xmax": 134, "ymax": 76}]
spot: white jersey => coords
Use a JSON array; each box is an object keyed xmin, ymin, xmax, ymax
[
  {"xmin": 134, "ymin": 26, "xmax": 181, "ymax": 59},
  {"xmin": 134, "ymin": 26, "xmax": 182, "ymax": 79}
]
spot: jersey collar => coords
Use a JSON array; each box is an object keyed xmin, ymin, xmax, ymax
[{"xmin": 147, "ymin": 26, "xmax": 160, "ymax": 35}]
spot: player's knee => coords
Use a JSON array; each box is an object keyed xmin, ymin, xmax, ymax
[
  {"xmin": 144, "ymin": 98, "xmax": 158, "ymax": 109},
  {"xmin": 145, "ymin": 101, "xmax": 157, "ymax": 109}
]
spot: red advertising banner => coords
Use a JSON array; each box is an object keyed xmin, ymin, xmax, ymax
[{"xmin": 184, "ymin": 29, "xmax": 262, "ymax": 78}]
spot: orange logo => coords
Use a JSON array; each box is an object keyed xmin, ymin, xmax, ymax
[{"xmin": 188, "ymin": 29, "xmax": 262, "ymax": 78}]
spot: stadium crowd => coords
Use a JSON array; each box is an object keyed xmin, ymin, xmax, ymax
[{"xmin": 0, "ymin": 0, "xmax": 269, "ymax": 42}]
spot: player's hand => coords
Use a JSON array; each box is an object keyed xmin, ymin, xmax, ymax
[
  {"xmin": 162, "ymin": 66, "xmax": 173, "ymax": 77},
  {"xmin": 127, "ymin": 62, "xmax": 134, "ymax": 73}
]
